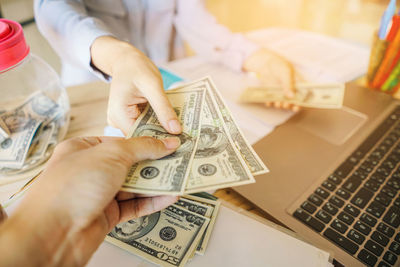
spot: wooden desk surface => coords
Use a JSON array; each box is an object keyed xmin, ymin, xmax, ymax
[{"xmin": 66, "ymin": 81, "xmax": 278, "ymax": 224}]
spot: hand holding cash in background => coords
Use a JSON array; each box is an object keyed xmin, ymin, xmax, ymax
[
  {"xmin": 240, "ymin": 83, "xmax": 345, "ymax": 109},
  {"xmin": 122, "ymin": 77, "xmax": 268, "ymax": 196}
]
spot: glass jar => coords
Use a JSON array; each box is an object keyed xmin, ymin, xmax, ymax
[{"xmin": 0, "ymin": 19, "xmax": 69, "ymax": 181}]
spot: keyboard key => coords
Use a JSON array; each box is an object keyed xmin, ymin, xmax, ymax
[
  {"xmin": 353, "ymin": 168, "xmax": 369, "ymax": 180},
  {"xmin": 387, "ymin": 178, "xmax": 400, "ymax": 190},
  {"xmin": 365, "ymin": 179, "xmax": 381, "ymax": 192},
  {"xmin": 394, "ymin": 197, "xmax": 400, "ymax": 207},
  {"xmin": 342, "ymin": 176, "xmax": 362, "ymax": 193},
  {"xmin": 360, "ymin": 213, "xmax": 378, "ymax": 227},
  {"xmin": 383, "ymin": 251, "xmax": 398, "ymax": 265},
  {"xmin": 351, "ymin": 187, "xmax": 374, "ymax": 209},
  {"xmin": 338, "ymin": 211, "xmax": 354, "ymax": 225},
  {"xmin": 334, "ymin": 162, "xmax": 354, "ymax": 178},
  {"xmin": 316, "ymin": 210, "xmax": 332, "ymax": 224},
  {"xmin": 371, "ymin": 172, "xmax": 386, "ymax": 184},
  {"xmin": 322, "ymin": 202, "xmax": 338, "ymax": 216},
  {"xmin": 322, "ymin": 180, "xmax": 336, "ymax": 192},
  {"xmin": 331, "ymin": 219, "xmax": 348, "ymax": 234},
  {"xmin": 383, "ymin": 206, "xmax": 400, "ymax": 228},
  {"xmin": 396, "ymin": 233, "xmax": 400, "ymax": 242},
  {"xmin": 360, "ymin": 162, "xmax": 375, "ymax": 173},
  {"xmin": 365, "ymin": 156, "xmax": 379, "ymax": 166},
  {"xmin": 377, "ymin": 222, "xmax": 395, "ymax": 237},
  {"xmin": 323, "ymin": 228, "xmax": 359, "ymax": 255},
  {"xmin": 328, "ymin": 174, "xmax": 342, "ymax": 185},
  {"xmin": 315, "ymin": 187, "xmax": 330, "ymax": 199},
  {"xmin": 344, "ymin": 204, "xmax": 360, "ymax": 217},
  {"xmin": 366, "ymin": 201, "xmax": 386, "ymax": 218},
  {"xmin": 329, "ymin": 196, "xmax": 344, "ymax": 208},
  {"xmin": 354, "ymin": 221, "xmax": 371, "ymax": 235},
  {"xmin": 382, "ymin": 186, "xmax": 397, "ymax": 198},
  {"xmin": 308, "ymin": 194, "xmax": 323, "ymax": 206},
  {"xmin": 365, "ymin": 240, "xmax": 384, "ymax": 256},
  {"xmin": 293, "ymin": 209, "xmax": 324, "ymax": 232},
  {"xmin": 346, "ymin": 155, "xmax": 359, "ymax": 165},
  {"xmin": 358, "ymin": 249, "xmax": 378, "ymax": 267},
  {"xmin": 377, "ymin": 167, "xmax": 391, "ymax": 177},
  {"xmin": 377, "ymin": 261, "xmax": 391, "ymax": 267},
  {"xmin": 371, "ymin": 231, "xmax": 389, "ymax": 247},
  {"xmin": 336, "ymin": 188, "xmax": 350, "ymax": 200},
  {"xmin": 389, "ymin": 241, "xmax": 400, "ymax": 255},
  {"xmin": 375, "ymin": 192, "xmax": 392, "ymax": 207},
  {"xmin": 301, "ymin": 201, "xmax": 317, "ymax": 214},
  {"xmin": 347, "ymin": 229, "xmax": 365, "ymax": 245}
]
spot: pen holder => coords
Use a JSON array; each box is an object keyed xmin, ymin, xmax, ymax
[{"xmin": 367, "ymin": 31, "xmax": 400, "ymax": 99}]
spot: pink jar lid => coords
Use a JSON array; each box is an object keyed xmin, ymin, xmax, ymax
[{"xmin": 0, "ymin": 19, "xmax": 30, "ymax": 72}]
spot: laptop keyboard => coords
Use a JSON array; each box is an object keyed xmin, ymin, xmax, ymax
[{"xmin": 292, "ymin": 105, "xmax": 400, "ymax": 267}]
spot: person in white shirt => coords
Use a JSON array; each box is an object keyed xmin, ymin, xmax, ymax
[{"xmin": 34, "ymin": 0, "xmax": 296, "ymax": 135}]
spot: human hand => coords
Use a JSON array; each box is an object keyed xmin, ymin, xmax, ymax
[
  {"xmin": 91, "ymin": 36, "xmax": 182, "ymax": 135},
  {"xmin": 243, "ymin": 48, "xmax": 299, "ymax": 111},
  {"xmin": 0, "ymin": 136, "xmax": 180, "ymax": 267}
]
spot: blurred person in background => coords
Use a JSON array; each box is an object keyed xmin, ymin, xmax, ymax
[{"xmin": 35, "ymin": 0, "xmax": 296, "ymax": 136}]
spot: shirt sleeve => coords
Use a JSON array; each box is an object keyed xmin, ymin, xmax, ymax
[
  {"xmin": 174, "ymin": 0, "xmax": 260, "ymax": 72},
  {"xmin": 34, "ymin": 0, "xmax": 113, "ymax": 80}
]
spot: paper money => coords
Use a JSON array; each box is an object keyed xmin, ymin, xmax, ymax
[
  {"xmin": 240, "ymin": 83, "xmax": 345, "ymax": 109},
  {"xmin": 107, "ymin": 204, "xmax": 210, "ymax": 267},
  {"xmin": 176, "ymin": 197, "xmax": 214, "ymax": 218},
  {"xmin": 185, "ymin": 77, "xmax": 268, "ymax": 176},
  {"xmin": 183, "ymin": 85, "xmax": 255, "ymax": 193},
  {"xmin": 123, "ymin": 87, "xmax": 206, "ymax": 195},
  {"xmin": 0, "ymin": 92, "xmax": 63, "ymax": 170},
  {"xmin": 26, "ymin": 123, "xmax": 55, "ymax": 162},
  {"xmin": 183, "ymin": 194, "xmax": 220, "ymax": 255}
]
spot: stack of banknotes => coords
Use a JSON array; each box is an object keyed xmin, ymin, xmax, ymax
[
  {"xmin": 0, "ymin": 92, "xmax": 65, "ymax": 175},
  {"xmin": 239, "ymin": 83, "xmax": 345, "ymax": 109},
  {"xmin": 121, "ymin": 77, "xmax": 268, "ymax": 195},
  {"xmin": 107, "ymin": 192, "xmax": 221, "ymax": 267}
]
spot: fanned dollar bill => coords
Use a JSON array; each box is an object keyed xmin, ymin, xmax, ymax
[
  {"xmin": 179, "ymin": 83, "xmax": 255, "ymax": 193},
  {"xmin": 106, "ymin": 204, "xmax": 210, "ymax": 267},
  {"xmin": 123, "ymin": 88, "xmax": 206, "ymax": 195},
  {"xmin": 239, "ymin": 83, "xmax": 345, "ymax": 109},
  {"xmin": 176, "ymin": 77, "xmax": 268, "ymax": 176}
]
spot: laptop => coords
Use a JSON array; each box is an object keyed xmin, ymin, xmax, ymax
[{"xmin": 234, "ymin": 82, "xmax": 400, "ymax": 267}]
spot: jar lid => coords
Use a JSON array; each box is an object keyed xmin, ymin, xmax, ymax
[{"xmin": 0, "ymin": 19, "xmax": 30, "ymax": 72}]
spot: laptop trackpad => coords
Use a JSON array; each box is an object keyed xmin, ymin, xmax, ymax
[{"xmin": 295, "ymin": 106, "xmax": 368, "ymax": 145}]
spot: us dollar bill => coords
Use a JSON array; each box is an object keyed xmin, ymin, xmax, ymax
[
  {"xmin": 106, "ymin": 204, "xmax": 210, "ymax": 267},
  {"xmin": 26, "ymin": 122, "xmax": 55, "ymax": 162},
  {"xmin": 176, "ymin": 77, "xmax": 268, "ymax": 176},
  {"xmin": 239, "ymin": 83, "xmax": 345, "ymax": 109},
  {"xmin": 123, "ymin": 87, "xmax": 205, "ymax": 195},
  {"xmin": 183, "ymin": 195, "xmax": 221, "ymax": 256},
  {"xmin": 0, "ymin": 92, "xmax": 61, "ymax": 169},
  {"xmin": 179, "ymin": 84, "xmax": 255, "ymax": 193},
  {"xmin": 175, "ymin": 197, "xmax": 214, "ymax": 218}
]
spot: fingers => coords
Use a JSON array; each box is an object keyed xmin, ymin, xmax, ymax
[
  {"xmin": 118, "ymin": 196, "xmax": 179, "ymax": 222},
  {"xmin": 108, "ymin": 78, "xmax": 144, "ymax": 135},
  {"xmin": 95, "ymin": 136, "xmax": 181, "ymax": 168},
  {"xmin": 140, "ymin": 84, "xmax": 182, "ymax": 135}
]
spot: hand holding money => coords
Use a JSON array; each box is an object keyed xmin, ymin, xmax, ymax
[
  {"xmin": 122, "ymin": 77, "xmax": 268, "ymax": 195},
  {"xmin": 240, "ymin": 83, "xmax": 345, "ymax": 109},
  {"xmin": 0, "ymin": 135, "xmax": 180, "ymax": 266}
]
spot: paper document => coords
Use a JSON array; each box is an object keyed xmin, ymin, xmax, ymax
[{"xmin": 246, "ymin": 27, "xmax": 370, "ymax": 82}]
